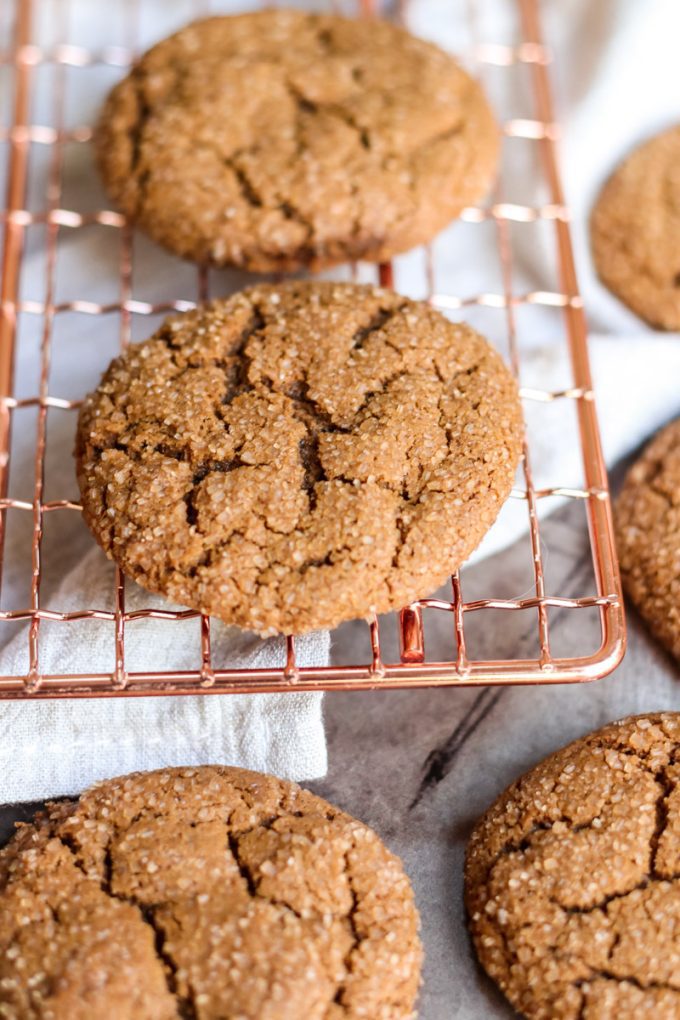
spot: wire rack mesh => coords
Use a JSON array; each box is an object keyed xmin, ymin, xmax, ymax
[{"xmin": 0, "ymin": 0, "xmax": 625, "ymax": 697}]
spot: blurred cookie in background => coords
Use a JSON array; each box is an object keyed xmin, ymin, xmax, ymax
[
  {"xmin": 591, "ymin": 125, "xmax": 680, "ymax": 330},
  {"xmin": 615, "ymin": 416, "xmax": 680, "ymax": 662},
  {"xmin": 95, "ymin": 8, "xmax": 499, "ymax": 272}
]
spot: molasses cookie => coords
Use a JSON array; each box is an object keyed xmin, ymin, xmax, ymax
[
  {"xmin": 75, "ymin": 281, "xmax": 523, "ymax": 635},
  {"xmin": 591, "ymin": 125, "xmax": 680, "ymax": 330},
  {"xmin": 615, "ymin": 417, "xmax": 680, "ymax": 661},
  {"xmin": 0, "ymin": 765, "xmax": 422, "ymax": 1020},
  {"xmin": 465, "ymin": 713, "xmax": 680, "ymax": 1019},
  {"xmin": 95, "ymin": 9, "xmax": 498, "ymax": 272}
]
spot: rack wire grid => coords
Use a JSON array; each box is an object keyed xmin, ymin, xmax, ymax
[{"xmin": 0, "ymin": 0, "xmax": 625, "ymax": 698}]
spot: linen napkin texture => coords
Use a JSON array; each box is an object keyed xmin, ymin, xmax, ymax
[
  {"xmin": 0, "ymin": 544, "xmax": 329, "ymax": 802},
  {"xmin": 408, "ymin": 0, "xmax": 680, "ymax": 564}
]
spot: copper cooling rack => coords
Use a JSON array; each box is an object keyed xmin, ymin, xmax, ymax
[{"xmin": 0, "ymin": 0, "xmax": 625, "ymax": 697}]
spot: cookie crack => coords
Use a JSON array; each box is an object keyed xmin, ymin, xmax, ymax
[
  {"xmin": 298, "ymin": 435, "xmax": 326, "ymax": 510},
  {"xmin": 53, "ymin": 832, "xmax": 89, "ymax": 878},
  {"xmin": 283, "ymin": 79, "xmax": 368, "ymax": 246},
  {"xmin": 588, "ymin": 741, "xmax": 665, "ymax": 775},
  {"xmin": 184, "ymin": 458, "xmax": 252, "ymax": 531},
  {"xmin": 386, "ymin": 358, "xmax": 493, "ymax": 577},
  {"xmin": 285, "ymin": 81, "xmax": 316, "ymax": 163},
  {"xmin": 50, "ymin": 832, "xmax": 197, "ymax": 1019},
  {"xmin": 331, "ymin": 846, "xmax": 363, "ymax": 1013},
  {"xmin": 226, "ymin": 829, "xmax": 305, "ymax": 923},
  {"xmin": 155, "ymin": 442, "xmax": 187, "ymax": 462},
  {"xmin": 286, "ymin": 380, "xmax": 347, "ymax": 432},
  {"xmin": 316, "ymin": 26, "xmax": 334, "ymax": 54},
  {"xmin": 127, "ymin": 69, "xmax": 152, "ymax": 214},
  {"xmin": 325, "ymin": 102, "xmax": 371, "ymax": 151},
  {"xmin": 222, "ymin": 302, "xmax": 266, "ymax": 402},
  {"xmin": 278, "ymin": 199, "xmax": 314, "ymax": 240},
  {"xmin": 201, "ymin": 127, "xmax": 317, "ymax": 255},
  {"xmin": 193, "ymin": 457, "xmax": 248, "ymax": 483},
  {"xmin": 101, "ymin": 845, "xmax": 198, "ymax": 1020},
  {"xmin": 576, "ymin": 971, "xmax": 680, "ymax": 996},
  {"xmin": 227, "ymin": 831, "xmax": 258, "ymax": 898},
  {"xmin": 223, "ymin": 155, "xmax": 263, "ymax": 210},
  {"xmin": 606, "ymin": 928, "xmax": 622, "ymax": 966},
  {"xmin": 121, "ymin": 57, "xmax": 190, "ymax": 216},
  {"xmin": 299, "ymin": 552, "xmax": 334, "ymax": 574},
  {"xmin": 182, "ymin": 511, "xmax": 304, "ymax": 581},
  {"xmin": 353, "ymin": 369, "xmax": 412, "ymax": 419},
  {"xmin": 389, "ymin": 508, "xmax": 411, "ymax": 576},
  {"xmin": 287, "ymin": 76, "xmax": 463, "ymax": 165},
  {"xmin": 477, "ymin": 740, "xmax": 669, "ymax": 886},
  {"xmin": 548, "ymin": 881, "xmax": 654, "ymax": 917},
  {"xmin": 419, "ymin": 120, "xmax": 466, "ymax": 154},
  {"xmin": 650, "ymin": 771, "xmax": 675, "ymax": 878},
  {"xmin": 496, "ymin": 814, "xmax": 615, "ymax": 863},
  {"xmin": 230, "ymin": 808, "xmax": 308, "ymax": 841},
  {"xmin": 350, "ymin": 304, "xmax": 405, "ymax": 350},
  {"xmin": 285, "ymin": 80, "xmax": 317, "ymax": 118}
]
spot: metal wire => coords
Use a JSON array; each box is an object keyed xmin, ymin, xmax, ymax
[{"xmin": 0, "ymin": 0, "xmax": 626, "ymax": 697}]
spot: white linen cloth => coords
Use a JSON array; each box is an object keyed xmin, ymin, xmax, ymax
[
  {"xmin": 1, "ymin": 0, "xmax": 679, "ymax": 802},
  {"xmin": 0, "ymin": 548, "xmax": 329, "ymax": 801},
  {"xmin": 406, "ymin": 0, "xmax": 680, "ymax": 564}
]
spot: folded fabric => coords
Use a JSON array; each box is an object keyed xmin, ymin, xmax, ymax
[{"xmin": 0, "ymin": 546, "xmax": 328, "ymax": 803}]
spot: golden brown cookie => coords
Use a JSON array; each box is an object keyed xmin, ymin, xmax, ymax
[
  {"xmin": 591, "ymin": 125, "xmax": 680, "ymax": 330},
  {"xmin": 95, "ymin": 9, "xmax": 498, "ymax": 272},
  {"xmin": 75, "ymin": 281, "xmax": 523, "ymax": 635},
  {"xmin": 615, "ymin": 418, "xmax": 680, "ymax": 662},
  {"xmin": 0, "ymin": 765, "xmax": 422, "ymax": 1020},
  {"xmin": 465, "ymin": 713, "xmax": 680, "ymax": 1020}
]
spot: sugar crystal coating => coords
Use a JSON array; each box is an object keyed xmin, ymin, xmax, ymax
[
  {"xmin": 0, "ymin": 765, "xmax": 422, "ymax": 1019},
  {"xmin": 75, "ymin": 281, "xmax": 523, "ymax": 635},
  {"xmin": 465, "ymin": 713, "xmax": 680, "ymax": 1019}
]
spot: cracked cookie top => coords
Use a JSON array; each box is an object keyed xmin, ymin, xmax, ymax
[
  {"xmin": 75, "ymin": 281, "xmax": 523, "ymax": 635},
  {"xmin": 465, "ymin": 713, "xmax": 680, "ymax": 1020},
  {"xmin": 94, "ymin": 8, "xmax": 498, "ymax": 272},
  {"xmin": 591, "ymin": 125, "xmax": 680, "ymax": 330},
  {"xmin": 615, "ymin": 417, "xmax": 680, "ymax": 662},
  {"xmin": 0, "ymin": 765, "xmax": 422, "ymax": 1019}
]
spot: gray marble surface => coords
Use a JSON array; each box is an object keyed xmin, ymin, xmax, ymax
[{"xmin": 1, "ymin": 481, "xmax": 678, "ymax": 1018}]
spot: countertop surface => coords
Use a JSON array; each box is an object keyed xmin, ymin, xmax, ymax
[{"xmin": 1, "ymin": 481, "xmax": 678, "ymax": 1019}]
